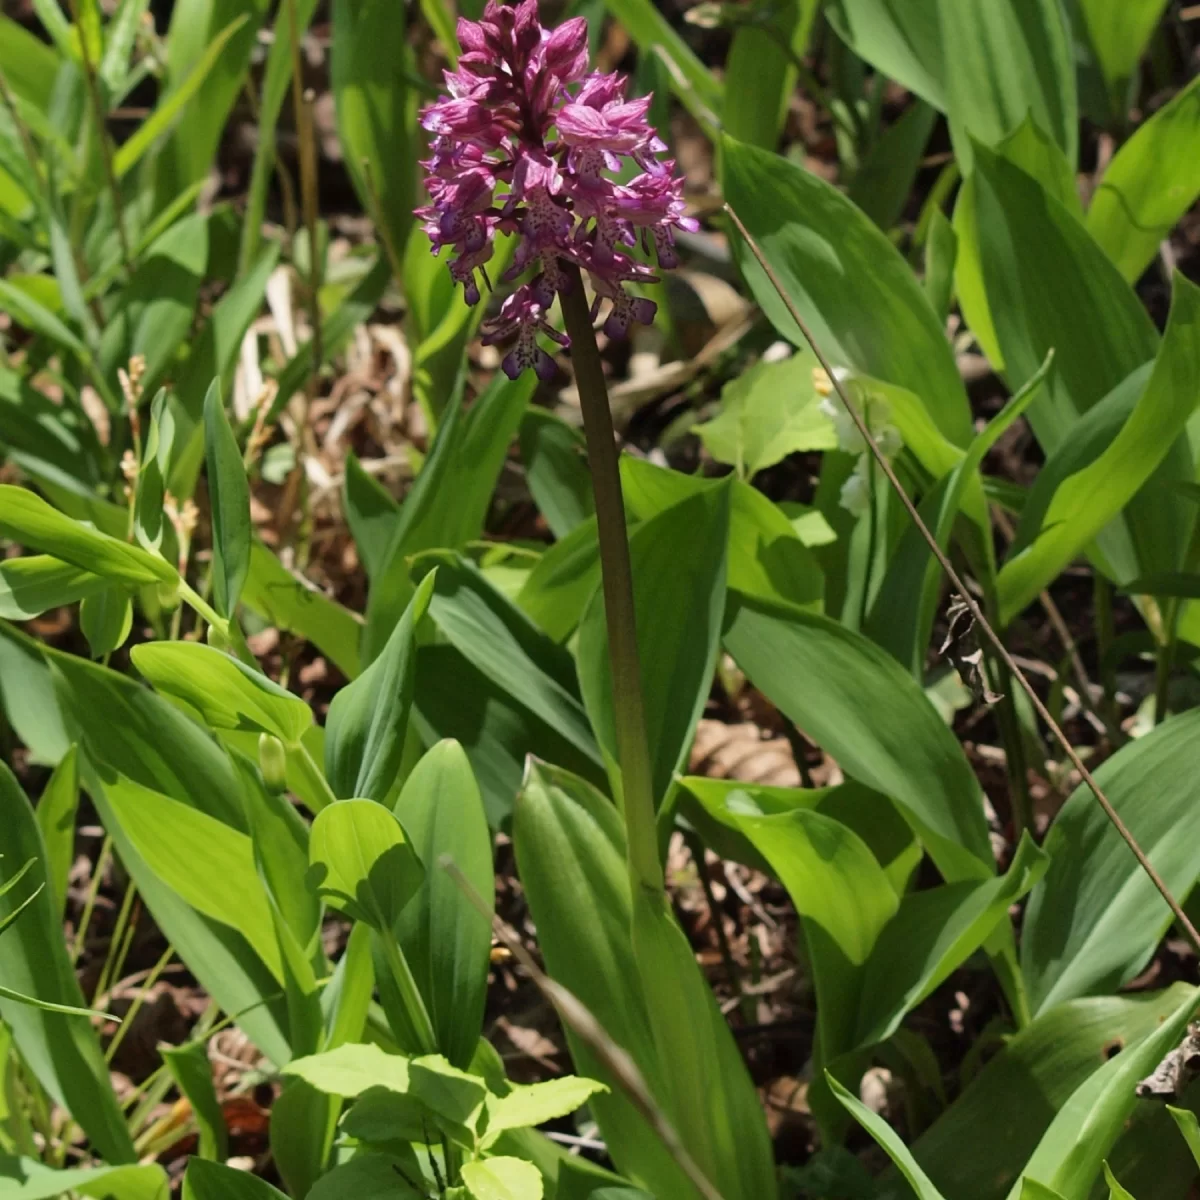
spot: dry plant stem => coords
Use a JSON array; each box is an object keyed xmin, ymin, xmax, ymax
[
  {"xmin": 725, "ymin": 202, "xmax": 1200, "ymax": 958},
  {"xmin": 560, "ymin": 263, "xmax": 664, "ymax": 898},
  {"xmin": 441, "ymin": 858, "xmax": 727, "ymax": 1200},
  {"xmin": 992, "ymin": 505, "xmax": 1115, "ymax": 742},
  {"xmin": 65, "ymin": 0, "xmax": 132, "ymax": 275}
]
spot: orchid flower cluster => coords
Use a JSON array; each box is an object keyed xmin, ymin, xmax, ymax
[{"xmin": 416, "ymin": 0, "xmax": 696, "ymax": 380}]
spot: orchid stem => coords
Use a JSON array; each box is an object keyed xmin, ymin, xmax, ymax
[{"xmin": 560, "ymin": 264, "xmax": 664, "ymax": 900}]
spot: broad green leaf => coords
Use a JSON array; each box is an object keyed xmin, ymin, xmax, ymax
[
  {"xmin": 101, "ymin": 213, "xmax": 208, "ymax": 398},
  {"xmin": 848, "ymin": 100, "xmax": 938, "ymax": 232},
  {"xmin": 827, "ymin": 1073, "xmax": 947, "ymax": 1200},
  {"xmin": 724, "ymin": 0, "xmax": 819, "ymax": 150},
  {"xmin": 132, "ymin": 641, "xmax": 312, "ymax": 743},
  {"xmin": 305, "ymin": 1154, "xmax": 423, "ymax": 1200},
  {"xmin": 183, "ymin": 1159, "xmax": 288, "ymax": 1200},
  {"xmin": 241, "ymin": 541, "xmax": 362, "ymax": 680},
  {"xmin": 1087, "ymin": 75, "xmax": 1200, "ymax": 284},
  {"xmin": 0, "ymin": 554, "xmax": 107, "ymax": 619},
  {"xmin": 1076, "ymin": 0, "xmax": 1170, "ymax": 99},
  {"xmin": 35, "ymin": 743, "xmax": 78, "ymax": 916},
  {"xmin": 964, "ymin": 142, "xmax": 1157, "ymax": 454},
  {"xmin": 578, "ymin": 480, "xmax": 730, "ymax": 806},
  {"xmin": 344, "ymin": 451, "xmax": 401, "ymax": 581},
  {"xmin": 392, "ymin": 740, "xmax": 493, "ymax": 1069},
  {"xmin": 693, "ymin": 350, "xmax": 835, "ymax": 478},
  {"xmin": 853, "ymin": 834, "xmax": 1047, "ymax": 1048},
  {"xmin": 284, "ymin": 1042, "xmax": 412, "ymax": 1098},
  {"xmin": 341, "ymin": 1087, "xmax": 429, "ymax": 1143},
  {"xmin": 325, "ymin": 570, "xmax": 435, "ymax": 800},
  {"xmin": 141, "ymin": 12, "xmax": 260, "ymax": 193},
  {"xmin": 162, "ymin": 1040, "xmax": 227, "ymax": 1160},
  {"xmin": 940, "ymin": 0, "xmax": 1076, "ymax": 170},
  {"xmin": 0, "ymin": 764, "xmax": 135, "ymax": 1164},
  {"xmin": 824, "ymin": 0, "xmax": 945, "ymax": 108},
  {"xmin": 1166, "ymin": 1105, "xmax": 1200, "ymax": 1168},
  {"xmin": 0, "ymin": 16, "xmax": 58, "ymax": 112},
  {"xmin": 724, "ymin": 134, "xmax": 971, "ymax": 445},
  {"xmin": 1015, "ymin": 986, "xmax": 1199, "ymax": 1200},
  {"xmin": 485, "ymin": 1077, "xmax": 609, "ymax": 1142},
  {"xmin": 516, "ymin": 763, "xmax": 776, "ymax": 1200},
  {"xmin": 869, "ymin": 351, "xmax": 1054, "ymax": 674},
  {"xmin": 0, "ymin": 485, "xmax": 175, "ymax": 586},
  {"xmin": 518, "ymin": 409, "xmax": 594, "ymax": 540},
  {"xmin": 925, "ymin": 209, "xmax": 958, "ymax": 326},
  {"xmin": 723, "ymin": 591, "xmax": 993, "ymax": 880},
  {"xmin": 1102, "ymin": 1164, "xmax": 1137, "ymax": 1200},
  {"xmin": 907, "ymin": 985, "xmax": 1196, "ymax": 1199},
  {"xmin": 1022, "ymin": 709, "xmax": 1200, "ymax": 1014},
  {"xmin": 308, "ymin": 799, "xmax": 424, "ymax": 929},
  {"xmin": 514, "ymin": 762, "xmax": 717, "ymax": 1198},
  {"xmin": 105, "ymin": 773, "xmax": 283, "ymax": 981},
  {"xmin": 79, "ymin": 584, "xmax": 133, "ymax": 658},
  {"xmin": 717, "ymin": 800, "xmax": 896, "ymax": 1059},
  {"xmin": 1007, "ymin": 362, "xmax": 1190, "ymax": 604},
  {"xmin": 331, "ymin": 0, "xmax": 414, "ymax": 268},
  {"xmin": 620, "ymin": 458, "xmax": 824, "ymax": 611},
  {"xmin": 1021, "ymin": 1183, "xmax": 1069, "ymax": 1200},
  {"xmin": 517, "ymin": 517, "xmax": 601, "ymax": 641},
  {"xmin": 0, "ymin": 621, "xmax": 68, "ymax": 765},
  {"xmin": 277, "ymin": 1059, "xmax": 360, "ymax": 1193},
  {"xmin": 44, "ymin": 634, "xmax": 247, "ymax": 827},
  {"xmin": 0, "ymin": 279, "xmax": 93, "ymax": 367},
  {"xmin": 365, "ymin": 371, "xmax": 535, "ymax": 660},
  {"xmin": 36, "ymin": 638, "xmax": 290, "ymax": 1062},
  {"xmin": 461, "ymin": 1158, "xmax": 543, "ymax": 1200},
  {"xmin": 204, "ymin": 379, "xmax": 251, "ymax": 618},
  {"xmin": 417, "ymin": 553, "xmax": 600, "ymax": 767},
  {"xmin": 1122, "ymin": 572, "xmax": 1200, "ymax": 599},
  {"xmin": 412, "ymin": 641, "xmax": 608, "ymax": 828},
  {"xmin": 997, "ymin": 274, "xmax": 1200, "ymax": 623},
  {"xmin": 0, "ymin": 1158, "xmax": 167, "ymax": 1200},
  {"xmin": 408, "ymin": 1054, "xmax": 487, "ymax": 1129},
  {"xmin": 678, "ymin": 777, "xmax": 920, "ymax": 899}
]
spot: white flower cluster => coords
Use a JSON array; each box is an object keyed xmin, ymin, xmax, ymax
[{"xmin": 815, "ymin": 369, "xmax": 902, "ymax": 517}]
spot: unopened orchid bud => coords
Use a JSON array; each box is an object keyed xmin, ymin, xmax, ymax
[{"xmin": 258, "ymin": 733, "xmax": 289, "ymax": 795}]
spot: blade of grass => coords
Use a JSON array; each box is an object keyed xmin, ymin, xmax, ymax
[{"xmin": 724, "ymin": 200, "xmax": 1200, "ymax": 961}]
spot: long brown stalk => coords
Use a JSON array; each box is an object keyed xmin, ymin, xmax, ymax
[{"xmin": 725, "ymin": 201, "xmax": 1200, "ymax": 957}]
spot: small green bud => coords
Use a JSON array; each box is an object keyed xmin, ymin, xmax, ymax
[
  {"xmin": 206, "ymin": 623, "xmax": 230, "ymax": 652},
  {"xmin": 156, "ymin": 578, "xmax": 181, "ymax": 613},
  {"xmin": 258, "ymin": 733, "xmax": 289, "ymax": 794}
]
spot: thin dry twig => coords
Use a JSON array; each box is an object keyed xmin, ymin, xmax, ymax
[
  {"xmin": 441, "ymin": 856, "xmax": 728, "ymax": 1200},
  {"xmin": 724, "ymin": 202, "xmax": 1200, "ymax": 960}
]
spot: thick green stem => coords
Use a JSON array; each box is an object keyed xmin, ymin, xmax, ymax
[
  {"xmin": 378, "ymin": 927, "xmax": 437, "ymax": 1055},
  {"xmin": 289, "ymin": 739, "xmax": 338, "ymax": 812},
  {"xmin": 559, "ymin": 266, "xmax": 664, "ymax": 899}
]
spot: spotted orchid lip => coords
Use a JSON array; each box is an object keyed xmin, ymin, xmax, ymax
[{"xmin": 416, "ymin": 1, "xmax": 691, "ymax": 378}]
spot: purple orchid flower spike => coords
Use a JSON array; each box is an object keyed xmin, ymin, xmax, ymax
[{"xmin": 415, "ymin": 0, "xmax": 697, "ymax": 379}]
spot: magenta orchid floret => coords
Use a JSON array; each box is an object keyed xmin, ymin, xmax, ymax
[{"xmin": 415, "ymin": 0, "xmax": 696, "ymax": 380}]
